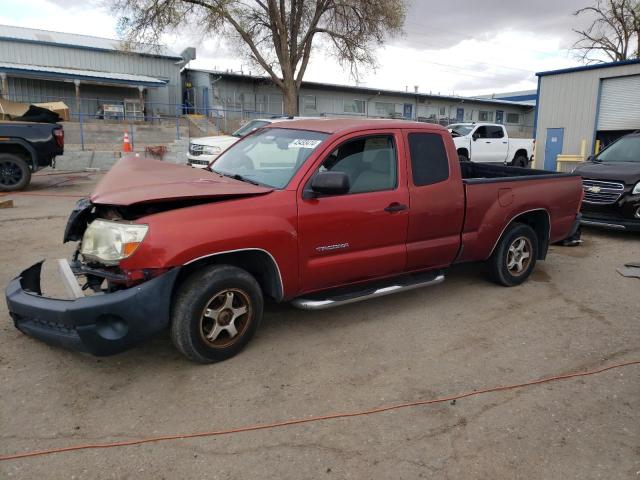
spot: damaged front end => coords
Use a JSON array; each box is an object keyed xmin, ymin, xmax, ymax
[{"xmin": 5, "ymin": 198, "xmax": 180, "ymax": 356}]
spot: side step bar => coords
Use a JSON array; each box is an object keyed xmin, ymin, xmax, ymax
[{"xmin": 292, "ymin": 271, "xmax": 445, "ymax": 310}]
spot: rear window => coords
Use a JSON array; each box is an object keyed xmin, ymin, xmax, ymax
[{"xmin": 408, "ymin": 133, "xmax": 450, "ymax": 186}]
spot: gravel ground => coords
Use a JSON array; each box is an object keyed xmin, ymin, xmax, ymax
[{"xmin": 1, "ymin": 171, "xmax": 639, "ymax": 479}]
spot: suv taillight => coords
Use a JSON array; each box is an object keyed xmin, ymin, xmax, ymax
[{"xmin": 54, "ymin": 128, "xmax": 64, "ymax": 148}]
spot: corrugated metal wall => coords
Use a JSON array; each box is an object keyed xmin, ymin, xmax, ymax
[
  {"xmin": 536, "ymin": 63, "xmax": 640, "ymax": 167},
  {"xmin": 0, "ymin": 39, "xmax": 181, "ymax": 111}
]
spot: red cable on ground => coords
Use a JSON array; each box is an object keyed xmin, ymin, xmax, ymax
[{"xmin": 1, "ymin": 359, "xmax": 638, "ymax": 462}]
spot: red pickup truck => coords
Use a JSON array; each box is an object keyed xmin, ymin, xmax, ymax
[{"xmin": 6, "ymin": 119, "xmax": 583, "ymax": 363}]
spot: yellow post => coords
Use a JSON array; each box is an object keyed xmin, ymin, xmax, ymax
[
  {"xmin": 580, "ymin": 139, "xmax": 587, "ymax": 159},
  {"xmin": 595, "ymin": 140, "xmax": 601, "ymax": 154}
]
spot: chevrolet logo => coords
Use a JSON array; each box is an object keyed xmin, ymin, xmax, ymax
[{"xmin": 586, "ymin": 186, "xmax": 601, "ymax": 193}]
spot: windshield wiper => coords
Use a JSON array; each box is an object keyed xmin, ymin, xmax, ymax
[
  {"xmin": 213, "ymin": 170, "xmax": 262, "ymax": 186},
  {"xmin": 230, "ymin": 173, "xmax": 261, "ymax": 185}
]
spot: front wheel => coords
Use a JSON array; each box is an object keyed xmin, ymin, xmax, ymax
[
  {"xmin": 488, "ymin": 223, "xmax": 538, "ymax": 286},
  {"xmin": 171, "ymin": 265, "xmax": 264, "ymax": 363}
]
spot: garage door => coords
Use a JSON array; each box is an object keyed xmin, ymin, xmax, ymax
[{"xmin": 597, "ymin": 75, "xmax": 640, "ymax": 131}]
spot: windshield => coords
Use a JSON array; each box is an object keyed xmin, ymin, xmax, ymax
[
  {"xmin": 448, "ymin": 124, "xmax": 473, "ymax": 136},
  {"xmin": 232, "ymin": 120, "xmax": 271, "ymax": 138},
  {"xmin": 596, "ymin": 135, "xmax": 640, "ymax": 163},
  {"xmin": 211, "ymin": 127, "xmax": 328, "ymax": 188}
]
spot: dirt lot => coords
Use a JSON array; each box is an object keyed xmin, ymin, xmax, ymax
[{"xmin": 1, "ymin": 172, "xmax": 639, "ymax": 479}]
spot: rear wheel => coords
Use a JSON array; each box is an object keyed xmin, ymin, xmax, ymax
[
  {"xmin": 513, "ymin": 155, "xmax": 529, "ymax": 168},
  {"xmin": 0, "ymin": 154, "xmax": 31, "ymax": 192},
  {"xmin": 488, "ymin": 223, "xmax": 538, "ymax": 286},
  {"xmin": 171, "ymin": 265, "xmax": 264, "ymax": 363}
]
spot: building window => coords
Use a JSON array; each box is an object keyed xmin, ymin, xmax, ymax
[
  {"xmin": 344, "ymin": 99, "xmax": 365, "ymax": 114},
  {"xmin": 303, "ymin": 95, "xmax": 317, "ymax": 111},
  {"xmin": 439, "ymin": 106, "xmax": 446, "ymax": 116},
  {"xmin": 464, "ymin": 110, "xmax": 474, "ymax": 121},
  {"xmin": 479, "ymin": 110, "xmax": 494, "ymax": 122},
  {"xmin": 506, "ymin": 113, "xmax": 520, "ymax": 124},
  {"xmin": 375, "ymin": 102, "xmax": 396, "ymax": 116}
]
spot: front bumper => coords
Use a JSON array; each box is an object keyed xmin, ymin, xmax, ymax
[
  {"xmin": 186, "ymin": 153, "xmax": 217, "ymax": 168},
  {"xmin": 580, "ymin": 191, "xmax": 640, "ymax": 232},
  {"xmin": 5, "ymin": 261, "xmax": 180, "ymax": 356},
  {"xmin": 581, "ymin": 214, "xmax": 640, "ymax": 231}
]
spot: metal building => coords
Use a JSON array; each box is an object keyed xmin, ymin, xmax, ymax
[
  {"xmin": 534, "ymin": 59, "xmax": 640, "ymax": 171},
  {"xmin": 0, "ymin": 25, "xmax": 193, "ymax": 118},
  {"xmin": 184, "ymin": 69, "xmax": 536, "ymax": 137}
]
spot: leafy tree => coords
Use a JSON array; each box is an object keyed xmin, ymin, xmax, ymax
[{"xmin": 113, "ymin": 0, "xmax": 406, "ymax": 114}]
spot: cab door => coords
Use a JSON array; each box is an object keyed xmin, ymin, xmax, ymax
[
  {"xmin": 471, "ymin": 125, "xmax": 509, "ymax": 163},
  {"xmin": 297, "ymin": 131, "xmax": 409, "ymax": 293},
  {"xmin": 403, "ymin": 130, "xmax": 465, "ymax": 270}
]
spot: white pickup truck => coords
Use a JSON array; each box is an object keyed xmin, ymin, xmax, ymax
[
  {"xmin": 187, "ymin": 117, "xmax": 308, "ymax": 168},
  {"xmin": 447, "ymin": 123, "xmax": 534, "ymax": 167}
]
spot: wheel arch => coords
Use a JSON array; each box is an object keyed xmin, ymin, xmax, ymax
[
  {"xmin": 176, "ymin": 248, "xmax": 284, "ymax": 302},
  {"xmin": 457, "ymin": 147, "xmax": 469, "ymax": 158},
  {"xmin": 489, "ymin": 209, "xmax": 551, "ymax": 260},
  {"xmin": 512, "ymin": 149, "xmax": 529, "ymax": 162},
  {"xmin": 0, "ymin": 140, "xmax": 37, "ymax": 169}
]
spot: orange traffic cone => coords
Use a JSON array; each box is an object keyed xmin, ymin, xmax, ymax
[{"xmin": 122, "ymin": 131, "xmax": 132, "ymax": 153}]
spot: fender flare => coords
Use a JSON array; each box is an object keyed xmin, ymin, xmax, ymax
[{"xmin": 0, "ymin": 138, "xmax": 37, "ymax": 169}]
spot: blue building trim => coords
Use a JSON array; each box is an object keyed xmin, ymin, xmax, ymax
[
  {"xmin": 536, "ymin": 58, "xmax": 640, "ymax": 77},
  {"xmin": 0, "ymin": 66, "xmax": 168, "ymax": 88},
  {"xmin": 496, "ymin": 94, "xmax": 537, "ymax": 102},
  {"xmin": 0, "ymin": 36, "xmax": 183, "ymax": 61}
]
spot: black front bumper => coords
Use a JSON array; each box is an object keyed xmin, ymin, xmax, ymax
[
  {"xmin": 581, "ymin": 193, "xmax": 640, "ymax": 232},
  {"xmin": 5, "ymin": 262, "xmax": 180, "ymax": 356},
  {"xmin": 581, "ymin": 215, "xmax": 640, "ymax": 231}
]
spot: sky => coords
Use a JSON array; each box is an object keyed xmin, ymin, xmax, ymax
[{"xmin": 0, "ymin": 0, "xmax": 595, "ymax": 96}]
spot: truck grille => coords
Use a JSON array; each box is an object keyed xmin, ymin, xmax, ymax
[
  {"xmin": 582, "ymin": 179, "xmax": 624, "ymax": 205},
  {"xmin": 189, "ymin": 144, "xmax": 204, "ymax": 156}
]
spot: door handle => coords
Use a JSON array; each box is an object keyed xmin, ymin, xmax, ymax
[{"xmin": 384, "ymin": 202, "xmax": 408, "ymax": 213}]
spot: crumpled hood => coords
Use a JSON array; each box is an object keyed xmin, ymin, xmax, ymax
[
  {"xmin": 574, "ymin": 161, "xmax": 640, "ymax": 185},
  {"xmin": 91, "ymin": 156, "xmax": 272, "ymax": 206}
]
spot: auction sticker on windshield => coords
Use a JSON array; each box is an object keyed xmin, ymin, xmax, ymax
[{"xmin": 289, "ymin": 139, "xmax": 323, "ymax": 149}]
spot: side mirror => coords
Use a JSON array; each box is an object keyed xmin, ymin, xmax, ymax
[
  {"xmin": 310, "ymin": 171, "xmax": 350, "ymax": 196},
  {"xmin": 472, "ymin": 134, "xmax": 478, "ymax": 141},
  {"xmin": 586, "ymin": 155, "xmax": 595, "ymax": 162}
]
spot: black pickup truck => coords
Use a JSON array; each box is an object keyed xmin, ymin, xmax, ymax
[{"xmin": 0, "ymin": 121, "xmax": 64, "ymax": 191}]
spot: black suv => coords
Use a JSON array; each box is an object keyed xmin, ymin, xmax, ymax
[{"xmin": 574, "ymin": 132, "xmax": 640, "ymax": 232}]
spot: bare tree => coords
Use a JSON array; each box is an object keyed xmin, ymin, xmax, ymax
[
  {"xmin": 572, "ymin": 0, "xmax": 640, "ymax": 63},
  {"xmin": 112, "ymin": 0, "xmax": 406, "ymax": 114}
]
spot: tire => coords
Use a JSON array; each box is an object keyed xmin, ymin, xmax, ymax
[
  {"xmin": 488, "ymin": 223, "xmax": 538, "ymax": 287},
  {"xmin": 171, "ymin": 265, "xmax": 264, "ymax": 363},
  {"xmin": 0, "ymin": 154, "xmax": 31, "ymax": 192},
  {"xmin": 513, "ymin": 155, "xmax": 529, "ymax": 168},
  {"xmin": 458, "ymin": 154, "xmax": 470, "ymax": 162}
]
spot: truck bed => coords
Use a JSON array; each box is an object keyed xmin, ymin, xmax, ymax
[
  {"xmin": 457, "ymin": 162, "xmax": 583, "ymax": 263},
  {"xmin": 460, "ymin": 162, "xmax": 572, "ymax": 183}
]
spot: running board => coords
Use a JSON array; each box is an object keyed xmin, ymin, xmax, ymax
[{"xmin": 291, "ymin": 271, "xmax": 445, "ymax": 310}]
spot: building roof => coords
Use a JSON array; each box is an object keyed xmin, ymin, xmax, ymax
[
  {"xmin": 0, "ymin": 24, "xmax": 182, "ymax": 60},
  {"xmin": 191, "ymin": 69, "xmax": 535, "ymax": 108},
  {"xmin": 536, "ymin": 58, "xmax": 640, "ymax": 77},
  {"xmin": 0, "ymin": 61, "xmax": 168, "ymax": 87}
]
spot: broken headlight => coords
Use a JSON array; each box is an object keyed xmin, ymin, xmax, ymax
[{"xmin": 80, "ymin": 219, "xmax": 148, "ymax": 265}]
